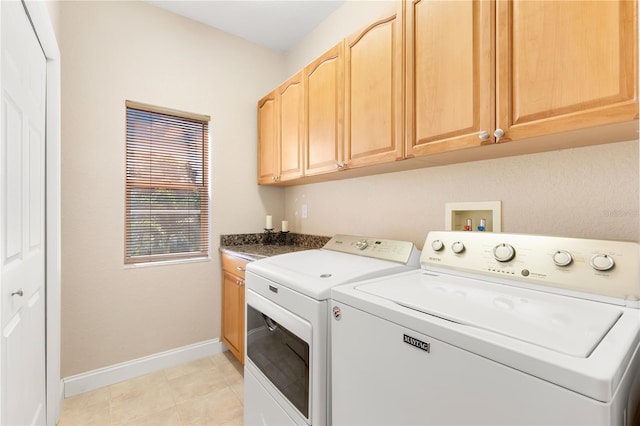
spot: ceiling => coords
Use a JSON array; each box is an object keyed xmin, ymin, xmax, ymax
[{"xmin": 146, "ymin": 0, "xmax": 346, "ymax": 52}]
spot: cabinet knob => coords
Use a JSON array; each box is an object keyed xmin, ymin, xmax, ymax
[
  {"xmin": 236, "ymin": 266, "xmax": 245, "ymax": 272},
  {"xmin": 494, "ymin": 128, "xmax": 505, "ymax": 138},
  {"xmin": 478, "ymin": 131, "xmax": 490, "ymax": 140},
  {"xmin": 336, "ymin": 162, "xmax": 347, "ymax": 170}
]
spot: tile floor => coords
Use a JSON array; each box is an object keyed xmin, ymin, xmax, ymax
[{"xmin": 58, "ymin": 351, "xmax": 244, "ymax": 426}]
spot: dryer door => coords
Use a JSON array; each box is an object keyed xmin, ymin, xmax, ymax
[{"xmin": 245, "ymin": 289, "xmax": 311, "ymax": 423}]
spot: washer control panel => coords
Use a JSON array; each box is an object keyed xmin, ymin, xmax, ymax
[
  {"xmin": 324, "ymin": 234, "xmax": 419, "ymax": 264},
  {"xmin": 423, "ymin": 231, "xmax": 639, "ymax": 305}
]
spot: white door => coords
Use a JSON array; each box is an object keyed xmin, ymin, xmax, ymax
[{"xmin": 1, "ymin": 0, "xmax": 47, "ymax": 424}]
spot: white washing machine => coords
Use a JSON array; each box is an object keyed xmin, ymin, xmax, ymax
[
  {"xmin": 244, "ymin": 235, "xmax": 420, "ymax": 425},
  {"xmin": 330, "ymin": 231, "xmax": 640, "ymax": 425}
]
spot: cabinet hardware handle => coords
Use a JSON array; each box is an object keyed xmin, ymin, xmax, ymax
[
  {"xmin": 11, "ymin": 289, "xmax": 23, "ymax": 297},
  {"xmin": 494, "ymin": 128, "xmax": 505, "ymax": 139},
  {"xmin": 478, "ymin": 131, "xmax": 490, "ymax": 140},
  {"xmin": 236, "ymin": 266, "xmax": 245, "ymax": 271}
]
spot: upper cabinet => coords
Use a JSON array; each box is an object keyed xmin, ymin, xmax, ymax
[
  {"xmin": 258, "ymin": 0, "xmax": 638, "ymax": 185},
  {"xmin": 344, "ymin": 2, "xmax": 405, "ymax": 169},
  {"xmin": 305, "ymin": 43, "xmax": 344, "ymax": 176},
  {"xmin": 406, "ymin": 0, "xmax": 494, "ymax": 157},
  {"xmin": 496, "ymin": 0, "xmax": 638, "ymax": 142},
  {"xmin": 257, "ymin": 91, "xmax": 278, "ymax": 184},
  {"xmin": 407, "ymin": 0, "xmax": 638, "ymax": 156},
  {"xmin": 257, "ymin": 73, "xmax": 304, "ymax": 184},
  {"xmin": 279, "ymin": 72, "xmax": 305, "ymax": 182}
]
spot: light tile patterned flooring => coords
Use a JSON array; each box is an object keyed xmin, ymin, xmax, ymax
[{"xmin": 58, "ymin": 352, "xmax": 244, "ymax": 426}]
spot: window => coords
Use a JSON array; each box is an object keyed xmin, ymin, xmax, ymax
[{"xmin": 125, "ymin": 101, "xmax": 209, "ymax": 264}]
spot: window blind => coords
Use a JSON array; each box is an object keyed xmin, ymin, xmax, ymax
[{"xmin": 125, "ymin": 101, "xmax": 209, "ymax": 264}]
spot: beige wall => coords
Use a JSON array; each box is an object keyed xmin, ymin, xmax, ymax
[
  {"xmin": 59, "ymin": 1, "xmax": 285, "ymax": 377},
  {"xmin": 282, "ymin": 0, "xmax": 640, "ymax": 247},
  {"xmin": 44, "ymin": 0, "xmax": 61, "ymax": 41},
  {"xmin": 285, "ymin": 141, "xmax": 639, "ymax": 247}
]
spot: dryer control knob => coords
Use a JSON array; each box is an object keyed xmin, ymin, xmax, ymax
[
  {"xmin": 431, "ymin": 240, "xmax": 444, "ymax": 251},
  {"xmin": 590, "ymin": 254, "xmax": 615, "ymax": 271},
  {"xmin": 355, "ymin": 239, "xmax": 369, "ymax": 250},
  {"xmin": 451, "ymin": 241, "xmax": 465, "ymax": 254},
  {"xmin": 552, "ymin": 250, "xmax": 573, "ymax": 267},
  {"xmin": 493, "ymin": 243, "xmax": 516, "ymax": 262}
]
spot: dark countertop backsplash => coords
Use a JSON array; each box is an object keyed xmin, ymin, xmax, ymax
[{"xmin": 219, "ymin": 233, "xmax": 331, "ymax": 261}]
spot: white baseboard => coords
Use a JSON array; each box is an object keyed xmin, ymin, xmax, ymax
[{"xmin": 63, "ymin": 339, "xmax": 227, "ymax": 397}]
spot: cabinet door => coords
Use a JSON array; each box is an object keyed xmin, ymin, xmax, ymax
[
  {"xmin": 257, "ymin": 91, "xmax": 278, "ymax": 184},
  {"xmin": 496, "ymin": 0, "xmax": 638, "ymax": 141},
  {"xmin": 305, "ymin": 43, "xmax": 344, "ymax": 176},
  {"xmin": 222, "ymin": 270, "xmax": 244, "ymax": 362},
  {"xmin": 406, "ymin": 0, "xmax": 494, "ymax": 157},
  {"xmin": 279, "ymin": 72, "xmax": 305, "ymax": 181},
  {"xmin": 344, "ymin": 2, "xmax": 404, "ymax": 169},
  {"xmin": 221, "ymin": 253, "xmax": 248, "ymax": 364}
]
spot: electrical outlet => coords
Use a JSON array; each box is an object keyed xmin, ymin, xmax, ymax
[{"xmin": 302, "ymin": 204, "xmax": 308, "ymax": 219}]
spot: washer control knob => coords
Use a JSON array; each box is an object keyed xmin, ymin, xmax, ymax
[
  {"xmin": 431, "ymin": 240, "xmax": 444, "ymax": 251},
  {"xmin": 552, "ymin": 250, "xmax": 573, "ymax": 267},
  {"xmin": 451, "ymin": 241, "xmax": 465, "ymax": 254},
  {"xmin": 590, "ymin": 254, "xmax": 615, "ymax": 271},
  {"xmin": 493, "ymin": 243, "xmax": 516, "ymax": 262},
  {"xmin": 355, "ymin": 239, "xmax": 369, "ymax": 251}
]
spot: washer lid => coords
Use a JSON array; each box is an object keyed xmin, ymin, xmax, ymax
[{"xmin": 357, "ymin": 272, "xmax": 623, "ymax": 357}]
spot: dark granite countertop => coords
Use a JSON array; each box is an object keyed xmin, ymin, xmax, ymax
[{"xmin": 219, "ymin": 233, "xmax": 331, "ymax": 262}]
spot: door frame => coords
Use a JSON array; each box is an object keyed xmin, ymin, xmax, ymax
[{"xmin": 0, "ymin": 1, "xmax": 62, "ymax": 424}]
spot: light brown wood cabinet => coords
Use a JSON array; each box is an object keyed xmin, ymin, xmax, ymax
[
  {"xmin": 279, "ymin": 72, "xmax": 305, "ymax": 181},
  {"xmin": 257, "ymin": 91, "xmax": 278, "ymax": 184},
  {"xmin": 304, "ymin": 43, "xmax": 344, "ymax": 176},
  {"xmin": 259, "ymin": 0, "xmax": 638, "ymax": 185},
  {"xmin": 406, "ymin": 0, "xmax": 494, "ymax": 157},
  {"xmin": 406, "ymin": 0, "xmax": 638, "ymax": 157},
  {"xmin": 221, "ymin": 253, "xmax": 249, "ymax": 365},
  {"xmin": 257, "ymin": 73, "xmax": 304, "ymax": 184},
  {"xmin": 344, "ymin": 2, "xmax": 405, "ymax": 169},
  {"xmin": 496, "ymin": 0, "xmax": 638, "ymax": 142}
]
